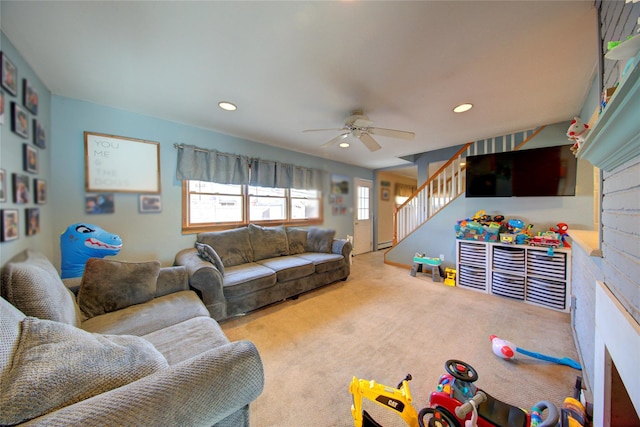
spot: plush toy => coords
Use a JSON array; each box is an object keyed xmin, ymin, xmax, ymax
[
  {"xmin": 566, "ymin": 117, "xmax": 590, "ymax": 154},
  {"xmin": 60, "ymin": 223, "xmax": 122, "ymax": 278}
]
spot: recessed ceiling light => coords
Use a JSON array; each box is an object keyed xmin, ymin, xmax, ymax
[
  {"xmin": 453, "ymin": 103, "xmax": 473, "ymax": 113},
  {"xmin": 339, "ymin": 142, "xmax": 350, "ymax": 148},
  {"xmin": 218, "ymin": 101, "xmax": 237, "ymax": 111}
]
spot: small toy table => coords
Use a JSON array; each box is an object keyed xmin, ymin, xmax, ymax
[{"xmin": 410, "ymin": 256, "xmax": 442, "ymax": 282}]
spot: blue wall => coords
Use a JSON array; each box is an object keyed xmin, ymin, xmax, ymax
[
  {"xmin": 0, "ymin": 34, "xmax": 53, "ymax": 264},
  {"xmin": 48, "ymin": 96, "xmax": 373, "ymax": 268},
  {"xmin": 386, "ymin": 122, "xmax": 596, "ymax": 269}
]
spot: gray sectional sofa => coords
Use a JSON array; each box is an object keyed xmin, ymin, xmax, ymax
[
  {"xmin": 1, "ymin": 249, "xmax": 264, "ymax": 426},
  {"xmin": 175, "ymin": 224, "xmax": 352, "ymax": 321}
]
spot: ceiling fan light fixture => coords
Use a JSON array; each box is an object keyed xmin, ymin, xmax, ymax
[
  {"xmin": 218, "ymin": 101, "xmax": 237, "ymax": 111},
  {"xmin": 453, "ymin": 103, "xmax": 473, "ymax": 113}
]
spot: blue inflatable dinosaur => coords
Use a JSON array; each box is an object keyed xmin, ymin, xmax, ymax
[{"xmin": 60, "ymin": 223, "xmax": 123, "ymax": 279}]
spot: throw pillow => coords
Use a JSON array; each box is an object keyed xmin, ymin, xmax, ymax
[
  {"xmin": 77, "ymin": 258, "xmax": 160, "ymax": 319},
  {"xmin": 195, "ymin": 242, "xmax": 225, "ymax": 276},
  {"xmin": 305, "ymin": 227, "xmax": 336, "ymax": 253},
  {"xmin": 286, "ymin": 227, "xmax": 307, "ymax": 255},
  {"xmin": 249, "ymin": 224, "xmax": 289, "ymax": 261},
  {"xmin": 197, "ymin": 227, "xmax": 253, "ymax": 267},
  {"xmin": 0, "ymin": 317, "xmax": 168, "ymax": 426}
]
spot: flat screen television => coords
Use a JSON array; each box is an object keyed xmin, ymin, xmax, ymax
[{"xmin": 465, "ymin": 144, "xmax": 577, "ymax": 197}]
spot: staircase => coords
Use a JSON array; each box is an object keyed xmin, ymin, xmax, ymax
[{"xmin": 393, "ymin": 126, "xmax": 545, "ymax": 245}]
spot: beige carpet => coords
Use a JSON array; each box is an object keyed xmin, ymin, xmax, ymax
[{"xmin": 222, "ymin": 251, "xmax": 581, "ymax": 427}]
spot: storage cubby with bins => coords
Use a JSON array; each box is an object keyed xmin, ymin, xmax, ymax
[{"xmin": 456, "ymin": 240, "xmax": 571, "ymax": 312}]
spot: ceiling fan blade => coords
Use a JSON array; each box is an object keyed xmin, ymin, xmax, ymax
[
  {"xmin": 368, "ymin": 127, "xmax": 415, "ymax": 140},
  {"xmin": 320, "ymin": 133, "xmax": 349, "ymax": 148},
  {"xmin": 303, "ymin": 127, "xmax": 346, "ymax": 133},
  {"xmin": 359, "ymin": 133, "xmax": 382, "ymax": 152}
]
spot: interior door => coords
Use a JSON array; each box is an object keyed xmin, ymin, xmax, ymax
[{"xmin": 353, "ymin": 178, "xmax": 373, "ymax": 255}]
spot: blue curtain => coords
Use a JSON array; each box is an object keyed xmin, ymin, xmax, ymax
[
  {"xmin": 176, "ymin": 145, "xmax": 250, "ymax": 185},
  {"xmin": 176, "ymin": 144, "xmax": 325, "ymax": 190}
]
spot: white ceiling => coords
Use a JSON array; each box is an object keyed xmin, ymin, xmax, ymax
[{"xmin": 1, "ymin": 1, "xmax": 598, "ymax": 171}]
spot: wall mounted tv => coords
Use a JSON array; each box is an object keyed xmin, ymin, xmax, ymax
[{"xmin": 465, "ymin": 144, "xmax": 577, "ymax": 197}]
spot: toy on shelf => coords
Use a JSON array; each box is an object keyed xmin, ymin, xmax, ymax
[
  {"xmin": 566, "ymin": 117, "xmax": 590, "ymax": 155},
  {"xmin": 490, "ymin": 335, "xmax": 582, "ymax": 370},
  {"xmin": 550, "ymin": 223, "xmax": 571, "ymax": 248},
  {"xmin": 429, "ymin": 360, "xmax": 559, "ymax": 427},
  {"xmin": 455, "ymin": 211, "xmax": 506, "ymax": 242}
]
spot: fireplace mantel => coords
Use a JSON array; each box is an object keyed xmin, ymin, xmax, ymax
[{"xmin": 577, "ymin": 51, "xmax": 640, "ymax": 172}]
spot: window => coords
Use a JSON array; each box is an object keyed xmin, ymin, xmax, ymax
[{"xmin": 183, "ymin": 180, "xmax": 322, "ymax": 232}]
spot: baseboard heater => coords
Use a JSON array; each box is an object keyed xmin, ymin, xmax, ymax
[{"xmin": 377, "ymin": 241, "xmax": 392, "ymax": 250}]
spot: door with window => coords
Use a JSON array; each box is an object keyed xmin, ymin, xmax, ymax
[{"xmin": 353, "ymin": 178, "xmax": 373, "ymax": 255}]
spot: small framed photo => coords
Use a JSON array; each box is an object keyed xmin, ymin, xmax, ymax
[
  {"xmin": 0, "ymin": 89, "xmax": 5, "ymax": 125},
  {"xmin": 139, "ymin": 194, "xmax": 162, "ymax": 213},
  {"xmin": 85, "ymin": 193, "xmax": 115, "ymax": 214},
  {"xmin": 33, "ymin": 119, "xmax": 46, "ymax": 148},
  {"xmin": 26, "ymin": 208, "xmax": 40, "ymax": 236},
  {"xmin": 381, "ymin": 188, "xmax": 390, "ymax": 201},
  {"xmin": 1, "ymin": 209, "xmax": 19, "ymax": 242},
  {"xmin": 0, "ymin": 169, "xmax": 6, "ymax": 203},
  {"xmin": 12, "ymin": 173, "xmax": 30, "ymax": 204},
  {"xmin": 1, "ymin": 52, "xmax": 17, "ymax": 96},
  {"xmin": 23, "ymin": 144, "xmax": 38, "ymax": 173},
  {"xmin": 34, "ymin": 179, "xmax": 47, "ymax": 204},
  {"xmin": 23, "ymin": 79, "xmax": 39, "ymax": 115},
  {"xmin": 12, "ymin": 102, "xmax": 29, "ymax": 139}
]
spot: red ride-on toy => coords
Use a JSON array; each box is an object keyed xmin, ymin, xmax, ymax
[{"xmin": 428, "ymin": 360, "xmax": 559, "ymax": 427}]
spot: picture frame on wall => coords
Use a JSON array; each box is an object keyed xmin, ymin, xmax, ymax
[
  {"xmin": 0, "ymin": 169, "xmax": 6, "ymax": 203},
  {"xmin": 33, "ymin": 119, "xmax": 46, "ymax": 148},
  {"xmin": 12, "ymin": 173, "xmax": 29, "ymax": 204},
  {"xmin": 84, "ymin": 132, "xmax": 161, "ymax": 194},
  {"xmin": 11, "ymin": 102, "xmax": 29, "ymax": 139},
  {"xmin": 381, "ymin": 188, "xmax": 390, "ymax": 201},
  {"xmin": 1, "ymin": 209, "xmax": 19, "ymax": 242},
  {"xmin": 139, "ymin": 195, "xmax": 162, "ymax": 213},
  {"xmin": 1, "ymin": 52, "xmax": 17, "ymax": 96},
  {"xmin": 26, "ymin": 208, "xmax": 40, "ymax": 236},
  {"xmin": 85, "ymin": 193, "xmax": 115, "ymax": 214},
  {"xmin": 0, "ymin": 90, "xmax": 5, "ymax": 125},
  {"xmin": 22, "ymin": 79, "xmax": 39, "ymax": 115},
  {"xmin": 34, "ymin": 179, "xmax": 46, "ymax": 204},
  {"xmin": 23, "ymin": 144, "xmax": 38, "ymax": 174}
]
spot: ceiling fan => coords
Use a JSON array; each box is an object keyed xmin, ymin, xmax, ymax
[{"xmin": 303, "ymin": 110, "xmax": 415, "ymax": 152}]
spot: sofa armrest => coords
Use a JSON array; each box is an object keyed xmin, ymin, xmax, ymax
[
  {"xmin": 22, "ymin": 340, "xmax": 264, "ymax": 427},
  {"xmin": 155, "ymin": 266, "xmax": 189, "ymax": 297},
  {"xmin": 175, "ymin": 248, "xmax": 226, "ymax": 320},
  {"xmin": 332, "ymin": 239, "xmax": 352, "ymax": 259}
]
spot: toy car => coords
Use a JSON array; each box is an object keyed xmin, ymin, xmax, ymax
[{"xmin": 428, "ymin": 360, "xmax": 559, "ymax": 427}]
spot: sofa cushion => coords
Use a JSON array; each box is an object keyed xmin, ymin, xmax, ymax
[
  {"xmin": 81, "ymin": 290, "xmax": 209, "ymax": 336},
  {"xmin": 77, "ymin": 258, "xmax": 160, "ymax": 319},
  {"xmin": 249, "ymin": 224, "xmax": 289, "ymax": 261},
  {"xmin": 0, "ymin": 297, "xmax": 26, "ymax": 382},
  {"xmin": 0, "ymin": 317, "xmax": 168, "ymax": 426},
  {"xmin": 256, "ymin": 256, "xmax": 315, "ymax": 282},
  {"xmin": 143, "ymin": 316, "xmax": 230, "ymax": 365},
  {"xmin": 195, "ymin": 242, "xmax": 225, "ymax": 276},
  {"xmin": 305, "ymin": 227, "xmax": 336, "ymax": 253},
  {"xmin": 198, "ymin": 227, "xmax": 254, "ymax": 267},
  {"xmin": 295, "ymin": 252, "xmax": 345, "ymax": 273},
  {"xmin": 286, "ymin": 227, "xmax": 307, "ymax": 255},
  {"xmin": 0, "ymin": 249, "xmax": 79, "ymax": 327},
  {"xmin": 223, "ymin": 263, "xmax": 277, "ymax": 299}
]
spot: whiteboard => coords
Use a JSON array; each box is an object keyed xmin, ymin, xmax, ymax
[{"xmin": 84, "ymin": 132, "xmax": 161, "ymax": 193}]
